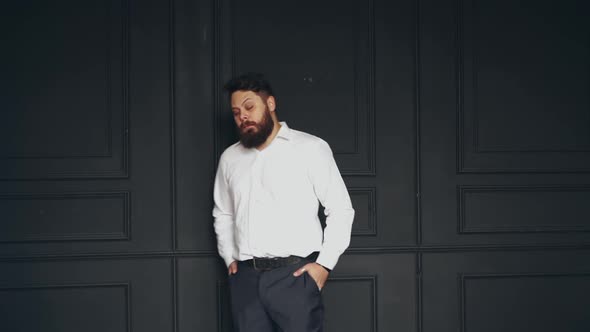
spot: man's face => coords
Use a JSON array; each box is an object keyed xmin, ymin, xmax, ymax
[{"xmin": 230, "ymin": 90, "xmax": 276, "ymax": 148}]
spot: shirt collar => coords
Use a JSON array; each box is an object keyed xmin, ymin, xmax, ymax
[{"xmin": 276, "ymin": 122, "xmax": 293, "ymax": 140}]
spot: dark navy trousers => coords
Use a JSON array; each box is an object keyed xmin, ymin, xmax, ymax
[{"xmin": 228, "ymin": 257, "xmax": 324, "ymax": 332}]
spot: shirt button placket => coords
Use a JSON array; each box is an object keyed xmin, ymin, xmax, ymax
[{"xmin": 248, "ymin": 153, "xmax": 262, "ymax": 253}]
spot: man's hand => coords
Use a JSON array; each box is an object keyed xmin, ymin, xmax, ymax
[
  {"xmin": 228, "ymin": 261, "xmax": 238, "ymax": 275},
  {"xmin": 293, "ymin": 262, "xmax": 329, "ymax": 290}
]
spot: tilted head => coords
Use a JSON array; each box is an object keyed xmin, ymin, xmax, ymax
[{"xmin": 224, "ymin": 73, "xmax": 278, "ymax": 148}]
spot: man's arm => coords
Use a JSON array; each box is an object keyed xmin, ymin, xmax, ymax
[
  {"xmin": 294, "ymin": 139, "xmax": 354, "ymax": 289},
  {"xmin": 212, "ymin": 158, "xmax": 237, "ymax": 268},
  {"xmin": 309, "ymin": 140, "xmax": 355, "ymax": 270}
]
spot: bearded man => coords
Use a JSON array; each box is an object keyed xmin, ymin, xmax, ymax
[{"xmin": 213, "ymin": 72, "xmax": 355, "ymax": 332}]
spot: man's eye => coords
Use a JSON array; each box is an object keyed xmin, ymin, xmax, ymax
[{"xmin": 245, "ymin": 105, "xmax": 253, "ymax": 110}]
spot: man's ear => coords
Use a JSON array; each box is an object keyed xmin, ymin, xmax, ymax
[{"xmin": 267, "ymin": 96, "xmax": 276, "ymax": 112}]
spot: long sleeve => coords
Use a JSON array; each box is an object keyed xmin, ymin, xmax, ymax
[
  {"xmin": 308, "ymin": 140, "xmax": 355, "ymax": 270},
  {"xmin": 212, "ymin": 158, "xmax": 237, "ymax": 267}
]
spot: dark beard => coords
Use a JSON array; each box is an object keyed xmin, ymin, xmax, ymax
[{"xmin": 238, "ymin": 107, "xmax": 274, "ymax": 148}]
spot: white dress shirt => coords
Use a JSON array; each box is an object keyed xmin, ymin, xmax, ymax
[{"xmin": 213, "ymin": 122, "xmax": 355, "ymax": 270}]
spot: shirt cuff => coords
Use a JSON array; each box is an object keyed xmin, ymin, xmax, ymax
[
  {"xmin": 222, "ymin": 254, "xmax": 236, "ymax": 268},
  {"xmin": 316, "ymin": 250, "xmax": 341, "ymax": 271}
]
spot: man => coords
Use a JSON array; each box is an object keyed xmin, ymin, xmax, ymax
[{"xmin": 213, "ymin": 73, "xmax": 355, "ymax": 332}]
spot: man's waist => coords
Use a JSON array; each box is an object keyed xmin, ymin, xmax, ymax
[{"xmin": 240, "ymin": 252, "xmax": 319, "ymax": 271}]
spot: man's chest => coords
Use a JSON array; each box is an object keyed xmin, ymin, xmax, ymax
[{"xmin": 226, "ymin": 148, "xmax": 311, "ymax": 201}]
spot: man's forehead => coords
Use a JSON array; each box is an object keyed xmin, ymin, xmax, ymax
[{"xmin": 231, "ymin": 90, "xmax": 260, "ymax": 106}]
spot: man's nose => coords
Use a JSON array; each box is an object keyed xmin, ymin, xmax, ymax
[{"xmin": 239, "ymin": 112, "xmax": 248, "ymax": 121}]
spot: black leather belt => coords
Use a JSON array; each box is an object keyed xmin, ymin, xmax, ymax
[{"xmin": 242, "ymin": 252, "xmax": 319, "ymax": 271}]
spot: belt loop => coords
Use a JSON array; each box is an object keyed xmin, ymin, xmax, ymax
[{"xmin": 252, "ymin": 257, "xmax": 258, "ymax": 270}]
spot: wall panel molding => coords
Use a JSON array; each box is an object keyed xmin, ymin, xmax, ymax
[
  {"xmin": 0, "ymin": 191, "xmax": 131, "ymax": 243},
  {"xmin": 324, "ymin": 276, "xmax": 378, "ymax": 332},
  {"xmin": 457, "ymin": 185, "xmax": 590, "ymax": 234},
  {"xmin": 0, "ymin": 282, "xmax": 131, "ymax": 332},
  {"xmin": 0, "ymin": 0, "xmax": 130, "ymax": 180},
  {"xmin": 458, "ymin": 272, "xmax": 590, "ymax": 332},
  {"xmin": 350, "ymin": 187, "xmax": 377, "ymax": 236},
  {"xmin": 455, "ymin": 0, "xmax": 590, "ymax": 173}
]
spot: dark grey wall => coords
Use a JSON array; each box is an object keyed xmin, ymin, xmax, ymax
[{"xmin": 1, "ymin": 0, "xmax": 589, "ymax": 331}]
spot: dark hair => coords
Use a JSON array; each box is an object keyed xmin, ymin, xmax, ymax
[{"xmin": 223, "ymin": 72, "xmax": 274, "ymax": 99}]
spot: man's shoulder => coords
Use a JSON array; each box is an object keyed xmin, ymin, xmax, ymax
[
  {"xmin": 218, "ymin": 141, "xmax": 243, "ymax": 164},
  {"xmin": 288, "ymin": 127, "xmax": 330, "ymax": 150}
]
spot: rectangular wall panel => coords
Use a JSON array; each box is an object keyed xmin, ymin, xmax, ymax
[
  {"xmin": 349, "ymin": 188, "xmax": 377, "ymax": 236},
  {"xmin": 457, "ymin": 0, "xmax": 590, "ymax": 172},
  {"xmin": 0, "ymin": 284, "xmax": 129, "ymax": 332},
  {"xmin": 0, "ymin": 259, "xmax": 173, "ymax": 332},
  {"xmin": 323, "ymin": 277, "xmax": 377, "ymax": 332},
  {"xmin": 461, "ymin": 273, "xmax": 590, "ymax": 332},
  {"xmin": 0, "ymin": 0, "xmax": 129, "ymax": 179},
  {"xmin": 422, "ymin": 250, "xmax": 590, "ymax": 332},
  {"xmin": 0, "ymin": 192, "xmax": 130, "ymax": 242},
  {"xmin": 459, "ymin": 186, "xmax": 590, "ymax": 233}
]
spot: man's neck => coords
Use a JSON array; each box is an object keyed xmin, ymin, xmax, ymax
[{"xmin": 256, "ymin": 121, "xmax": 282, "ymax": 151}]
